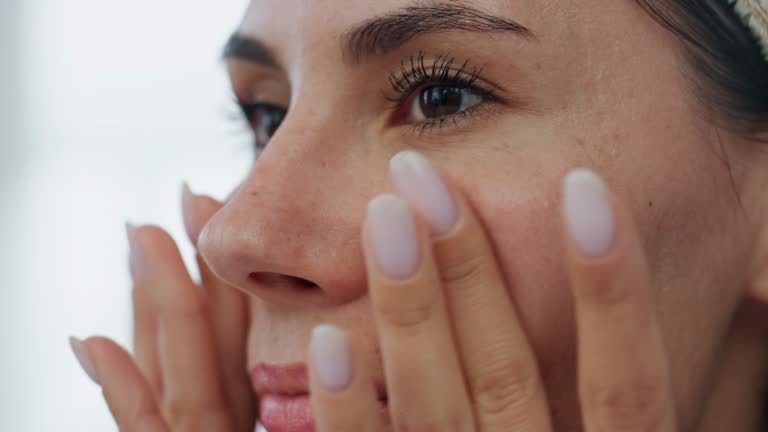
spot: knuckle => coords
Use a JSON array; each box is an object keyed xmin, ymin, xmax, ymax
[
  {"xmin": 377, "ymin": 300, "xmax": 434, "ymax": 331},
  {"xmin": 394, "ymin": 415, "xmax": 473, "ymax": 432},
  {"xmin": 137, "ymin": 225, "xmax": 175, "ymax": 250},
  {"xmin": 472, "ymin": 358, "xmax": 539, "ymax": 422},
  {"xmin": 586, "ymin": 376, "xmax": 668, "ymax": 431},
  {"xmin": 158, "ymin": 291, "xmax": 208, "ymax": 319},
  {"xmin": 578, "ymin": 271, "xmax": 629, "ymax": 307},
  {"xmin": 575, "ymin": 262, "xmax": 638, "ymax": 308},
  {"xmin": 163, "ymin": 396, "xmax": 229, "ymax": 431},
  {"xmin": 440, "ymin": 253, "xmax": 487, "ymax": 287}
]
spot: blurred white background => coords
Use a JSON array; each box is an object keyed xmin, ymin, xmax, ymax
[{"xmin": 0, "ymin": 0, "xmax": 253, "ymax": 430}]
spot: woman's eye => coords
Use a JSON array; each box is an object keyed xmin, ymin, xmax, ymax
[
  {"xmin": 241, "ymin": 103, "xmax": 286, "ymax": 149},
  {"xmin": 408, "ymin": 86, "xmax": 484, "ymax": 122}
]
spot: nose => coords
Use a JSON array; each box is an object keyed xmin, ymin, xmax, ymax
[{"xmin": 198, "ymin": 126, "xmax": 375, "ymax": 307}]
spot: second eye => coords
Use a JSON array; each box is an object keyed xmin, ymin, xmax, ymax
[{"xmin": 239, "ymin": 101, "xmax": 286, "ymax": 150}]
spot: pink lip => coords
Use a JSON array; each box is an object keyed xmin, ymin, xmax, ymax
[
  {"xmin": 251, "ymin": 364, "xmax": 312, "ymax": 432},
  {"xmin": 260, "ymin": 394, "xmax": 314, "ymax": 432},
  {"xmin": 251, "ymin": 363, "xmax": 388, "ymax": 432},
  {"xmin": 251, "ymin": 363, "xmax": 310, "ymax": 396}
]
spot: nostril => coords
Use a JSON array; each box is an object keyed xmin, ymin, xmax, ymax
[{"xmin": 248, "ymin": 272, "xmax": 318, "ymax": 289}]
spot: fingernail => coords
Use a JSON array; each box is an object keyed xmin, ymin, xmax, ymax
[
  {"xmin": 390, "ymin": 151, "xmax": 458, "ymax": 236},
  {"xmin": 69, "ymin": 336, "xmax": 101, "ymax": 385},
  {"xmin": 181, "ymin": 181, "xmax": 196, "ymax": 244},
  {"xmin": 125, "ymin": 222, "xmax": 137, "ymax": 245},
  {"xmin": 563, "ymin": 169, "xmax": 615, "ymax": 257},
  {"xmin": 182, "ymin": 181, "xmax": 193, "ymax": 215},
  {"xmin": 125, "ymin": 222, "xmax": 146, "ymax": 276},
  {"xmin": 367, "ymin": 194, "xmax": 420, "ymax": 280},
  {"xmin": 310, "ymin": 325, "xmax": 351, "ymax": 392}
]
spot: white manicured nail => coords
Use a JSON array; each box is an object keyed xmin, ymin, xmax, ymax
[
  {"xmin": 563, "ymin": 169, "xmax": 615, "ymax": 257},
  {"xmin": 390, "ymin": 151, "xmax": 458, "ymax": 236},
  {"xmin": 367, "ymin": 194, "xmax": 420, "ymax": 279},
  {"xmin": 69, "ymin": 336, "xmax": 100, "ymax": 385},
  {"xmin": 311, "ymin": 325, "xmax": 351, "ymax": 392}
]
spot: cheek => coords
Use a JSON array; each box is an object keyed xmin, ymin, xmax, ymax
[{"xmin": 470, "ymin": 173, "xmax": 577, "ymax": 378}]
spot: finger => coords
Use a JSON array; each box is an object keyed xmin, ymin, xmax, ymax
[
  {"xmin": 197, "ymin": 252, "xmax": 254, "ymax": 431},
  {"xmin": 363, "ymin": 194, "xmax": 475, "ymax": 431},
  {"xmin": 70, "ymin": 336, "xmax": 169, "ymax": 432},
  {"xmin": 562, "ymin": 169, "xmax": 676, "ymax": 431},
  {"xmin": 308, "ymin": 325, "xmax": 386, "ymax": 432},
  {"xmin": 129, "ymin": 224, "xmax": 162, "ymax": 399},
  {"xmin": 182, "ymin": 183, "xmax": 255, "ymax": 431},
  {"xmin": 390, "ymin": 151, "xmax": 552, "ymax": 431},
  {"xmin": 181, "ymin": 182, "xmax": 220, "ymax": 250},
  {"xmin": 129, "ymin": 225, "xmax": 234, "ymax": 431}
]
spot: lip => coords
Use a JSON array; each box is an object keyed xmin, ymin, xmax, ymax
[
  {"xmin": 259, "ymin": 393, "xmax": 313, "ymax": 432},
  {"xmin": 251, "ymin": 363, "xmax": 388, "ymax": 432},
  {"xmin": 251, "ymin": 364, "xmax": 311, "ymax": 432},
  {"xmin": 251, "ymin": 363, "xmax": 310, "ymax": 396}
]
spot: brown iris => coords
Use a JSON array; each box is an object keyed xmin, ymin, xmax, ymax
[{"xmin": 419, "ymin": 86, "xmax": 465, "ymax": 118}]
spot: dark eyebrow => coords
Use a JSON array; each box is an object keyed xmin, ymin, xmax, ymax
[
  {"xmin": 221, "ymin": 33, "xmax": 280, "ymax": 69},
  {"xmin": 343, "ymin": 0, "xmax": 534, "ymax": 63}
]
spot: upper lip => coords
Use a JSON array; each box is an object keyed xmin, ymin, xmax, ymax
[
  {"xmin": 250, "ymin": 363, "xmax": 388, "ymax": 401},
  {"xmin": 251, "ymin": 363, "xmax": 309, "ymax": 396}
]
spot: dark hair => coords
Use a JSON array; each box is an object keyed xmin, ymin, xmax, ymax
[{"xmin": 635, "ymin": 0, "xmax": 768, "ymax": 140}]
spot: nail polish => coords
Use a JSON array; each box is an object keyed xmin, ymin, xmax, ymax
[
  {"xmin": 181, "ymin": 181, "xmax": 196, "ymax": 244},
  {"xmin": 563, "ymin": 169, "xmax": 615, "ymax": 257},
  {"xmin": 390, "ymin": 151, "xmax": 458, "ymax": 236},
  {"xmin": 125, "ymin": 222, "xmax": 147, "ymax": 277},
  {"xmin": 310, "ymin": 325, "xmax": 351, "ymax": 392},
  {"xmin": 125, "ymin": 222, "xmax": 137, "ymax": 244},
  {"xmin": 69, "ymin": 336, "xmax": 100, "ymax": 385},
  {"xmin": 367, "ymin": 194, "xmax": 420, "ymax": 280}
]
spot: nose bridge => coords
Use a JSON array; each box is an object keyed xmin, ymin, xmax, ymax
[{"xmin": 198, "ymin": 115, "xmax": 372, "ymax": 306}]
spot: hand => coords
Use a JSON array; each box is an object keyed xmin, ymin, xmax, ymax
[
  {"xmin": 307, "ymin": 151, "xmax": 677, "ymax": 431},
  {"xmin": 69, "ymin": 185, "xmax": 255, "ymax": 431}
]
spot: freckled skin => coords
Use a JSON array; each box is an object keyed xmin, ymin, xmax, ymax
[{"xmin": 199, "ymin": 0, "xmax": 768, "ymax": 430}]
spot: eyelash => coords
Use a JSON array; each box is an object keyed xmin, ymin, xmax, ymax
[
  {"xmin": 231, "ymin": 52, "xmax": 497, "ymax": 151},
  {"xmin": 386, "ymin": 51, "xmax": 497, "ymax": 133}
]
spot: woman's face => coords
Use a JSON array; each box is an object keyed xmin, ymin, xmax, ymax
[{"xmin": 199, "ymin": 0, "xmax": 763, "ymax": 429}]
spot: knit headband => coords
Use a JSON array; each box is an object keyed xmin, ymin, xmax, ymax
[{"xmin": 731, "ymin": 0, "xmax": 768, "ymax": 60}]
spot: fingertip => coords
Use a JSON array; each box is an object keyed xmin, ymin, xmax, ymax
[
  {"xmin": 127, "ymin": 225, "xmax": 177, "ymax": 280},
  {"xmin": 181, "ymin": 181, "xmax": 193, "ymax": 204},
  {"xmin": 561, "ymin": 169, "xmax": 652, "ymax": 306},
  {"xmin": 69, "ymin": 335, "xmax": 101, "ymax": 385},
  {"xmin": 181, "ymin": 181, "xmax": 196, "ymax": 245},
  {"xmin": 133, "ymin": 225, "xmax": 183, "ymax": 261},
  {"xmin": 389, "ymin": 150, "xmax": 458, "ymax": 236},
  {"xmin": 366, "ymin": 194, "xmax": 422, "ymax": 281},
  {"xmin": 310, "ymin": 324, "xmax": 352, "ymax": 392},
  {"xmin": 126, "ymin": 222, "xmax": 138, "ymax": 244},
  {"xmin": 563, "ymin": 169, "xmax": 616, "ymax": 258},
  {"xmin": 181, "ymin": 186, "xmax": 223, "ymax": 248}
]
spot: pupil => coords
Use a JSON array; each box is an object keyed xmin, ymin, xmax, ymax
[{"xmin": 419, "ymin": 87, "xmax": 463, "ymax": 118}]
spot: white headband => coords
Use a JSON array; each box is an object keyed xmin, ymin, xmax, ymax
[{"xmin": 731, "ymin": 0, "xmax": 768, "ymax": 60}]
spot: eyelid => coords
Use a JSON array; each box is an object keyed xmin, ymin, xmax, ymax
[
  {"xmin": 230, "ymin": 66, "xmax": 291, "ymax": 110},
  {"xmin": 387, "ymin": 53, "xmax": 480, "ymax": 97},
  {"xmin": 384, "ymin": 54, "xmax": 504, "ymax": 133},
  {"xmin": 384, "ymin": 52, "xmax": 510, "ymax": 111}
]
